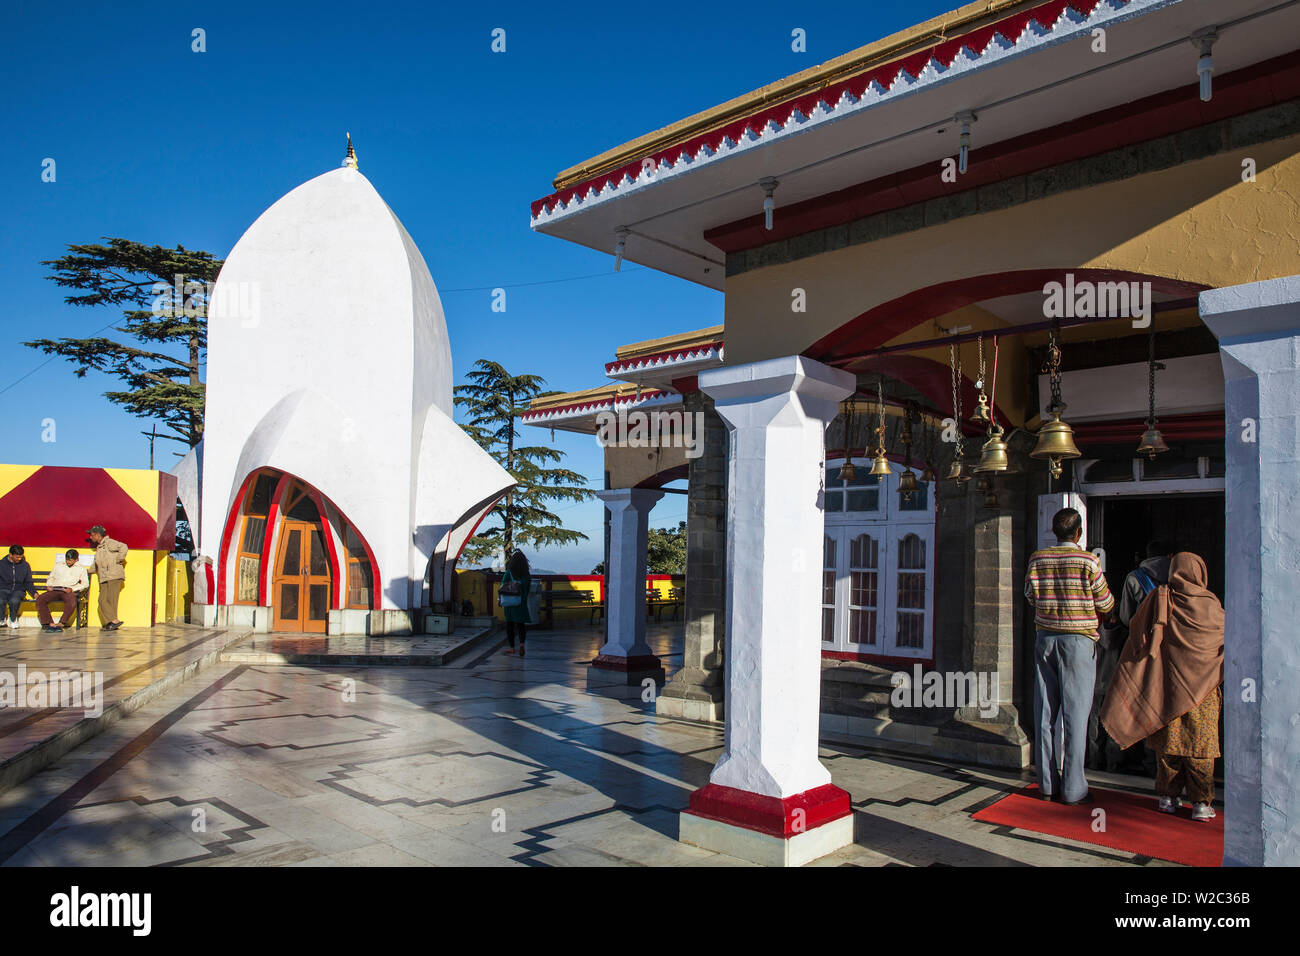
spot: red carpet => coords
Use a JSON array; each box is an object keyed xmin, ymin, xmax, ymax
[{"xmin": 972, "ymin": 784, "xmax": 1223, "ymax": 867}]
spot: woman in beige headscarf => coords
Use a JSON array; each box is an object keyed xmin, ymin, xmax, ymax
[{"xmin": 1100, "ymin": 552, "xmax": 1225, "ymax": 821}]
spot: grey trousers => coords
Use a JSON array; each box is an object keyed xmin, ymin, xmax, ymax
[{"xmin": 1034, "ymin": 630, "xmax": 1097, "ymax": 802}]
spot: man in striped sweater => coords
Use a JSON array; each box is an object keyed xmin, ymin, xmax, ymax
[{"xmin": 1024, "ymin": 508, "xmax": 1115, "ymax": 805}]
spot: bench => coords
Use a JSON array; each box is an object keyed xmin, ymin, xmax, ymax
[
  {"xmin": 645, "ymin": 585, "xmax": 685, "ymax": 622},
  {"xmin": 20, "ymin": 572, "xmax": 90, "ymax": 629},
  {"xmin": 540, "ymin": 587, "xmax": 604, "ymax": 627}
]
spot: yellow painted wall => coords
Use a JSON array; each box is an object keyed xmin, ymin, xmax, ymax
[{"xmin": 722, "ymin": 134, "xmax": 1300, "ymax": 366}]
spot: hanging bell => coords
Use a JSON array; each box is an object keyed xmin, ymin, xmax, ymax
[
  {"xmin": 970, "ymin": 392, "xmax": 991, "ymax": 425},
  {"xmin": 899, "ymin": 468, "xmax": 919, "ymax": 496},
  {"xmin": 981, "ymin": 477, "xmax": 999, "ymax": 508},
  {"xmin": 1137, "ymin": 424, "xmax": 1169, "ymax": 459},
  {"xmin": 869, "ymin": 450, "xmax": 893, "ymax": 476},
  {"xmin": 837, "ymin": 459, "xmax": 858, "ymax": 482},
  {"xmin": 920, "ymin": 463, "xmax": 937, "ymax": 483},
  {"xmin": 1031, "ymin": 409, "xmax": 1081, "ymax": 462},
  {"xmin": 947, "ymin": 453, "xmax": 972, "ymax": 484},
  {"xmin": 974, "ymin": 425, "xmax": 1008, "ymax": 474}
]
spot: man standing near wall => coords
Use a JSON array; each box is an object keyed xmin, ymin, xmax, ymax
[
  {"xmin": 87, "ymin": 525, "xmax": 127, "ymax": 630},
  {"xmin": 1024, "ymin": 508, "xmax": 1115, "ymax": 804}
]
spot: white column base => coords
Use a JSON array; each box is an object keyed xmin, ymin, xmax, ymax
[{"xmin": 680, "ymin": 812, "xmax": 854, "ymax": 867}]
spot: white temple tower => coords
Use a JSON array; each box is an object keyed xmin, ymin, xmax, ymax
[{"xmin": 178, "ymin": 144, "xmax": 513, "ymax": 634}]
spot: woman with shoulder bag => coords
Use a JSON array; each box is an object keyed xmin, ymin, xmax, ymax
[{"xmin": 499, "ymin": 551, "xmax": 533, "ymax": 657}]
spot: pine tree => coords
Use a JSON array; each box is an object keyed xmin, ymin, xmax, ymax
[
  {"xmin": 454, "ymin": 360, "xmax": 595, "ymax": 563},
  {"xmin": 25, "ymin": 238, "xmax": 223, "ymax": 447}
]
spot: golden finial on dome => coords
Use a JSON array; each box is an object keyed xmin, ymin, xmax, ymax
[{"xmin": 343, "ymin": 132, "xmax": 358, "ymax": 169}]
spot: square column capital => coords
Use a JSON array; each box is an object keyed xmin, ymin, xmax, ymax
[
  {"xmin": 699, "ymin": 355, "xmax": 855, "ymax": 425},
  {"xmin": 595, "ymin": 488, "xmax": 666, "ymax": 515}
]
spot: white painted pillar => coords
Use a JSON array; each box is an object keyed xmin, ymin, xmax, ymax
[
  {"xmin": 679, "ymin": 355, "xmax": 856, "ymax": 866},
  {"xmin": 1202, "ymin": 276, "xmax": 1300, "ymax": 867},
  {"xmin": 588, "ymin": 488, "xmax": 665, "ymax": 689}
]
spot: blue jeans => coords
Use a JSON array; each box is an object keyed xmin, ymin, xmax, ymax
[
  {"xmin": 1033, "ymin": 629, "xmax": 1097, "ymax": 802},
  {"xmin": 1, "ymin": 588, "xmax": 24, "ymax": 621}
]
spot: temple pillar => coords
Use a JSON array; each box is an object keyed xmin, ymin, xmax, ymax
[
  {"xmin": 657, "ymin": 391, "xmax": 727, "ymax": 722},
  {"xmin": 587, "ymin": 488, "xmax": 665, "ymax": 693},
  {"xmin": 1202, "ymin": 276, "xmax": 1300, "ymax": 867},
  {"xmin": 678, "ymin": 355, "xmax": 856, "ymax": 866}
]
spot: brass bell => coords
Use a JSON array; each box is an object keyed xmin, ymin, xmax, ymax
[
  {"xmin": 974, "ymin": 425, "xmax": 1008, "ymax": 474},
  {"xmin": 920, "ymin": 463, "xmax": 937, "ymax": 483},
  {"xmin": 946, "ymin": 455, "xmax": 972, "ymax": 484},
  {"xmin": 970, "ymin": 392, "xmax": 991, "ymax": 425},
  {"xmin": 1137, "ymin": 424, "xmax": 1168, "ymax": 459},
  {"xmin": 837, "ymin": 459, "xmax": 858, "ymax": 482},
  {"xmin": 899, "ymin": 468, "xmax": 919, "ymax": 496},
  {"xmin": 869, "ymin": 450, "xmax": 893, "ymax": 476},
  {"xmin": 1031, "ymin": 410, "xmax": 1081, "ymax": 461}
]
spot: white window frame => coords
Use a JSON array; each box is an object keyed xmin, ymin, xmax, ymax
[{"xmin": 821, "ymin": 459, "xmax": 935, "ymax": 659}]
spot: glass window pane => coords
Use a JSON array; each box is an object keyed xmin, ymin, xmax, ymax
[
  {"xmin": 348, "ymin": 561, "xmax": 372, "ymax": 609},
  {"xmin": 241, "ymin": 516, "xmax": 266, "ymax": 555},
  {"xmin": 896, "ymin": 611, "xmax": 924, "ymax": 648},
  {"xmin": 899, "ymin": 482, "xmax": 929, "ymax": 511},
  {"xmin": 849, "ymin": 608, "xmax": 877, "ymax": 645},
  {"xmin": 1084, "ymin": 459, "xmax": 1134, "ymax": 483},
  {"xmin": 822, "ymin": 606, "xmax": 834, "ymax": 644},
  {"xmin": 898, "ymin": 572, "xmax": 926, "ymax": 609},
  {"xmin": 846, "ymin": 486, "xmax": 879, "ymax": 512},
  {"xmin": 824, "ymin": 490, "xmax": 843, "ymax": 512},
  {"xmin": 309, "ymin": 584, "xmax": 329, "ymax": 621},
  {"xmin": 280, "ymin": 530, "xmax": 301, "ymax": 576},
  {"xmin": 308, "ymin": 529, "xmax": 329, "ymax": 576},
  {"xmin": 1141, "ymin": 455, "xmax": 1199, "ymax": 481},
  {"xmin": 249, "ymin": 473, "xmax": 277, "ymax": 515},
  {"xmin": 279, "ymin": 583, "xmax": 299, "ymax": 620},
  {"xmin": 1206, "ymin": 457, "xmax": 1225, "ymax": 477},
  {"xmin": 898, "ymin": 533, "xmax": 925, "ymax": 569}
]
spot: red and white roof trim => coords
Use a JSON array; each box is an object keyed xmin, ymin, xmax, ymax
[
  {"xmin": 520, "ymin": 388, "xmax": 680, "ymax": 426},
  {"xmin": 605, "ymin": 341, "xmax": 724, "ymax": 378},
  {"xmin": 531, "ymin": 0, "xmax": 1165, "ymax": 226}
]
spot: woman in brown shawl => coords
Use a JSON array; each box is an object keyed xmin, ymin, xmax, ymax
[{"xmin": 1100, "ymin": 552, "xmax": 1224, "ymax": 820}]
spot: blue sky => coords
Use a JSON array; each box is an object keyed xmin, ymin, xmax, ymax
[{"xmin": 1, "ymin": 0, "xmax": 957, "ymax": 573}]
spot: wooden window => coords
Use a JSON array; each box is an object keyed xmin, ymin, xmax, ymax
[{"xmin": 344, "ymin": 525, "xmax": 372, "ymax": 609}]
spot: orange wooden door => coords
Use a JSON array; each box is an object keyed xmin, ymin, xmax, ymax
[{"xmin": 272, "ymin": 519, "xmax": 331, "ymax": 633}]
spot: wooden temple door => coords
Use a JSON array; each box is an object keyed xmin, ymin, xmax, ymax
[{"xmin": 271, "ymin": 484, "xmax": 332, "ymax": 633}]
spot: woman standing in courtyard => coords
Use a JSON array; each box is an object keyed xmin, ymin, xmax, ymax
[
  {"xmin": 1101, "ymin": 551, "xmax": 1225, "ymax": 821},
  {"xmin": 500, "ymin": 550, "xmax": 533, "ymax": 657}
]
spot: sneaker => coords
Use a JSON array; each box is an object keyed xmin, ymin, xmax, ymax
[
  {"xmin": 1157, "ymin": 796, "xmax": 1178, "ymax": 813},
  {"xmin": 1192, "ymin": 802, "xmax": 1217, "ymax": 821},
  {"xmin": 504, "ymin": 647, "xmax": 515, "ymax": 655}
]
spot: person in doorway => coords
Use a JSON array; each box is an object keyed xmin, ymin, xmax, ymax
[
  {"xmin": 87, "ymin": 525, "xmax": 128, "ymax": 630},
  {"xmin": 1, "ymin": 545, "xmax": 39, "ymax": 629},
  {"xmin": 1101, "ymin": 551, "xmax": 1224, "ymax": 821},
  {"xmin": 37, "ymin": 549, "xmax": 89, "ymax": 632},
  {"xmin": 500, "ymin": 550, "xmax": 532, "ymax": 657},
  {"xmin": 1093, "ymin": 540, "xmax": 1173, "ymax": 773},
  {"xmin": 1024, "ymin": 508, "xmax": 1115, "ymax": 804}
]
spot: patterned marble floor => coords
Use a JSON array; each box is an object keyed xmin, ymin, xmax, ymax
[
  {"xmin": 0, "ymin": 624, "xmax": 248, "ymax": 767},
  {"xmin": 0, "ymin": 624, "xmax": 1179, "ymax": 866}
]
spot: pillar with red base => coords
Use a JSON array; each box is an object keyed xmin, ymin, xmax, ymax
[
  {"xmin": 679, "ymin": 355, "xmax": 857, "ymax": 866},
  {"xmin": 587, "ymin": 488, "xmax": 666, "ymax": 695}
]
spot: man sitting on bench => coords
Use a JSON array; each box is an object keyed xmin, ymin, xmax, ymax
[{"xmin": 37, "ymin": 549, "xmax": 89, "ymax": 633}]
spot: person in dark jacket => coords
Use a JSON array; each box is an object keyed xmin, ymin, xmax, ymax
[
  {"xmin": 1089, "ymin": 540, "xmax": 1172, "ymax": 772},
  {"xmin": 501, "ymin": 551, "xmax": 533, "ymax": 657},
  {"xmin": 2, "ymin": 545, "xmax": 39, "ymax": 629}
]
